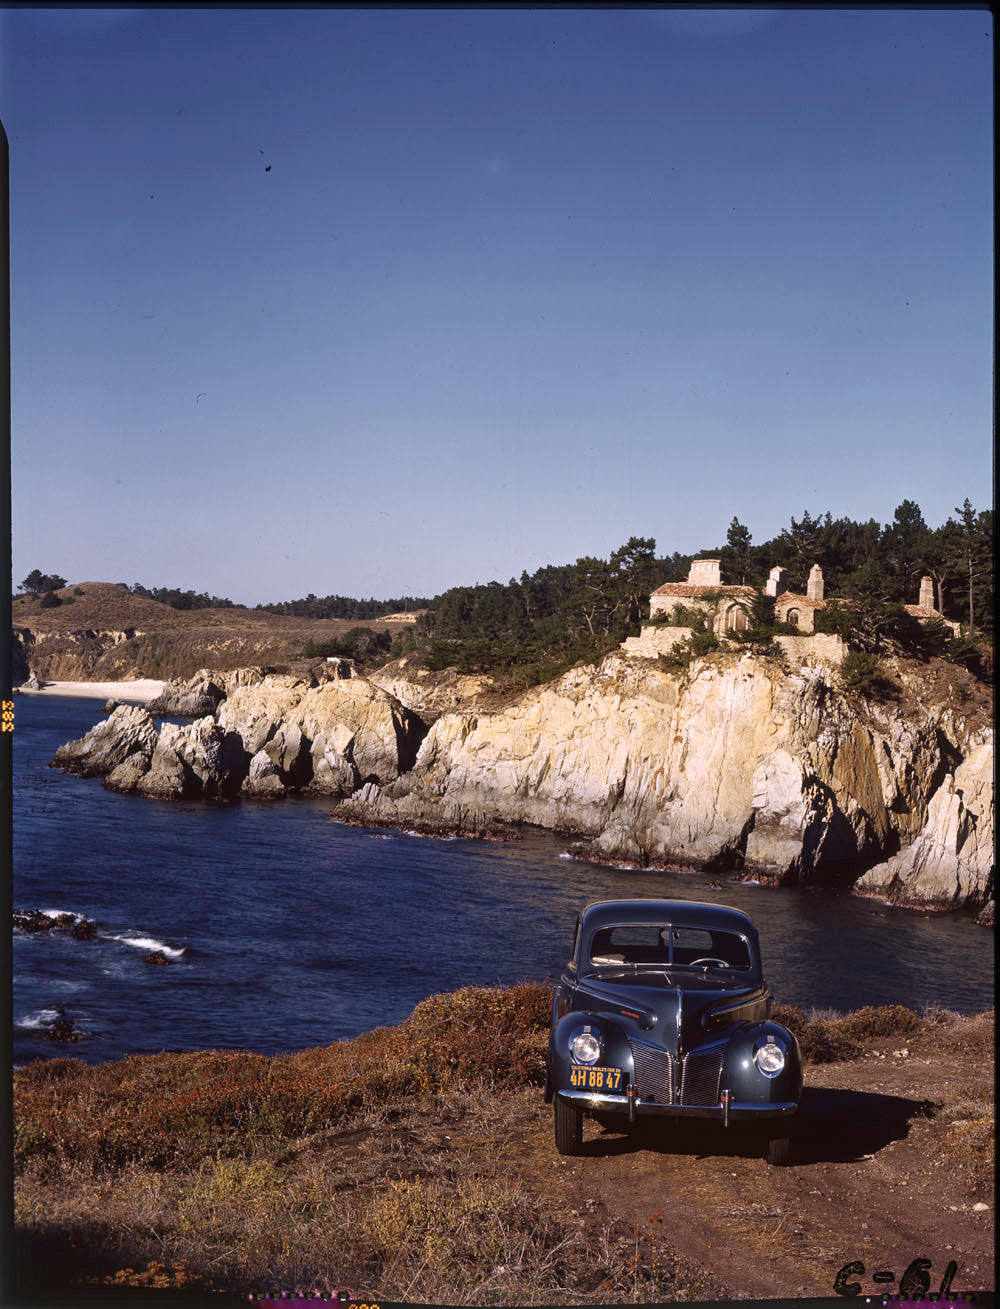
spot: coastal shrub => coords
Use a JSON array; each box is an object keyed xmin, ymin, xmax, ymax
[
  {"xmin": 771, "ymin": 1003, "xmax": 930, "ymax": 1063},
  {"xmin": 12, "ymin": 983, "xmax": 554, "ymax": 1175},
  {"xmin": 402, "ymin": 982, "xmax": 551, "ymax": 1093},
  {"xmin": 300, "ymin": 627, "xmax": 392, "ymax": 666},
  {"xmin": 769, "ymin": 1005, "xmax": 861, "ymax": 1063},
  {"xmin": 835, "ymin": 1004, "xmax": 921, "ymax": 1039}
]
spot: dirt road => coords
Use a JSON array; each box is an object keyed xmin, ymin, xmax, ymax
[{"xmin": 503, "ymin": 1023, "xmax": 994, "ymax": 1300}]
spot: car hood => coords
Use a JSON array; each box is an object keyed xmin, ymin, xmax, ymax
[{"xmin": 577, "ymin": 971, "xmax": 762, "ymax": 1054}]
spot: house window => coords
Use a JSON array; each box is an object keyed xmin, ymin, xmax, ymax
[
  {"xmin": 726, "ymin": 605, "xmax": 749, "ymax": 632},
  {"xmin": 786, "ymin": 608, "xmax": 800, "ymax": 628}
]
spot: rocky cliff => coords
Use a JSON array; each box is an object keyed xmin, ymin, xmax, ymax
[
  {"xmin": 49, "ymin": 650, "xmax": 993, "ymax": 918},
  {"xmin": 335, "ymin": 651, "xmax": 993, "ymax": 917}
]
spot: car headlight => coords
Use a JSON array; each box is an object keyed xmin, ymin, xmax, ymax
[
  {"xmin": 754, "ymin": 1039, "xmax": 786, "ymax": 1077},
  {"xmin": 569, "ymin": 1028, "xmax": 602, "ymax": 1064}
]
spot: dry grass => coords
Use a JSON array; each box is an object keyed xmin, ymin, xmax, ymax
[
  {"xmin": 932, "ymin": 1082, "xmax": 995, "ymax": 1197},
  {"xmin": 14, "ymin": 1083, "xmax": 708, "ymax": 1303},
  {"xmin": 12, "ymin": 990, "xmax": 991, "ymax": 1302}
]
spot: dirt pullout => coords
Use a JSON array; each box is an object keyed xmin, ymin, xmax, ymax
[{"xmin": 510, "ymin": 1029, "xmax": 994, "ymax": 1301}]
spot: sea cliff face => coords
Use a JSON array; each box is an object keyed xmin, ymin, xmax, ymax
[
  {"xmin": 334, "ymin": 652, "xmax": 993, "ymax": 916},
  {"xmin": 50, "ymin": 652, "xmax": 993, "ymax": 917}
]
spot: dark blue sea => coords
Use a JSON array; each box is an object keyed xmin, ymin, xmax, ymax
[{"xmin": 11, "ymin": 695, "xmax": 994, "ymax": 1065}]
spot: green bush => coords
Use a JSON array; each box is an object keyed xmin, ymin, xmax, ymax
[
  {"xmin": 839, "ymin": 649, "xmax": 884, "ymax": 694},
  {"xmin": 652, "ymin": 601, "xmax": 713, "ymax": 629},
  {"xmin": 946, "ymin": 635, "xmax": 983, "ymax": 672},
  {"xmin": 301, "ymin": 627, "xmax": 392, "ymax": 666},
  {"xmin": 658, "ymin": 627, "xmax": 720, "ymax": 671}
]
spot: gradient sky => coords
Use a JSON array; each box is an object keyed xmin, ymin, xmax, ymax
[{"xmin": 1, "ymin": 7, "xmax": 993, "ymax": 607}]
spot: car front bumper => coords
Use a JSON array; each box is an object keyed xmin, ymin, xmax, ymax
[{"xmin": 556, "ymin": 1088, "xmax": 797, "ymax": 1121}]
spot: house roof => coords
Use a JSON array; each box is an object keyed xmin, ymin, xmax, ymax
[
  {"xmin": 773, "ymin": 590, "xmax": 824, "ymax": 609},
  {"xmin": 651, "ymin": 582, "xmax": 757, "ymax": 598},
  {"xmin": 903, "ymin": 605, "xmax": 941, "ymax": 619}
]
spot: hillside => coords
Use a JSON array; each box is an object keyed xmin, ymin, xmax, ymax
[
  {"xmin": 11, "ymin": 988, "xmax": 994, "ymax": 1301},
  {"xmin": 11, "ymin": 582, "xmax": 421, "ymax": 682}
]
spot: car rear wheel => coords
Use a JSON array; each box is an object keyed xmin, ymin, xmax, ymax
[
  {"xmin": 766, "ymin": 1133, "xmax": 791, "ymax": 1166},
  {"xmin": 554, "ymin": 1096, "xmax": 584, "ymax": 1155}
]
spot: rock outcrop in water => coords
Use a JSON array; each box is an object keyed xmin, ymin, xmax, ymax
[
  {"xmin": 52, "ymin": 669, "xmax": 426, "ymax": 801},
  {"xmin": 147, "ymin": 671, "xmax": 227, "ymax": 718},
  {"xmin": 49, "ymin": 651, "xmax": 993, "ymax": 917}
]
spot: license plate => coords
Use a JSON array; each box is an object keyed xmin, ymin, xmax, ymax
[{"xmin": 568, "ymin": 1066, "xmax": 623, "ymax": 1092}]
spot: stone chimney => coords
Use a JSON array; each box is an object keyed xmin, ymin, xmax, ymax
[
  {"xmin": 765, "ymin": 566, "xmax": 788, "ymax": 598},
  {"xmin": 806, "ymin": 564, "xmax": 824, "ymax": 603},
  {"xmin": 919, "ymin": 576, "xmax": 935, "ymax": 611},
  {"xmin": 687, "ymin": 558, "xmax": 722, "ymax": 586}
]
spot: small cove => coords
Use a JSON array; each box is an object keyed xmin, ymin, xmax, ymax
[{"xmin": 12, "ymin": 695, "xmax": 994, "ymax": 1064}]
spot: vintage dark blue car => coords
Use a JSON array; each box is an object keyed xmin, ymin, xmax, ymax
[{"xmin": 545, "ymin": 899, "xmax": 801, "ymax": 1164}]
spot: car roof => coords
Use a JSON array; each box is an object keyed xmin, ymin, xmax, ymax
[{"xmin": 579, "ymin": 898, "xmax": 758, "ymax": 938}]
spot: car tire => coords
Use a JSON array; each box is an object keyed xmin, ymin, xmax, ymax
[
  {"xmin": 766, "ymin": 1133, "xmax": 791, "ymax": 1166},
  {"xmin": 554, "ymin": 1096, "xmax": 584, "ymax": 1155}
]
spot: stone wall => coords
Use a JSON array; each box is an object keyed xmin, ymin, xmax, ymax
[
  {"xmin": 774, "ymin": 634, "xmax": 846, "ymax": 667},
  {"xmin": 620, "ymin": 627, "xmax": 694, "ymax": 658},
  {"xmin": 620, "ymin": 628, "xmax": 845, "ymax": 667}
]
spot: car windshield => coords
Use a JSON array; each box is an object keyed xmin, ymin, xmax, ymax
[{"xmin": 588, "ymin": 924, "xmax": 751, "ymax": 970}]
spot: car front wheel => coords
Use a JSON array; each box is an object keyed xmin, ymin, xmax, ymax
[{"xmin": 554, "ymin": 1096, "xmax": 584, "ymax": 1155}]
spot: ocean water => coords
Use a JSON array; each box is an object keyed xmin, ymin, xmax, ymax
[{"xmin": 12, "ymin": 695, "xmax": 994, "ymax": 1065}]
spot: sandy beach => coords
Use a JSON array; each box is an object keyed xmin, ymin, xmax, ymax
[{"xmin": 15, "ymin": 679, "xmax": 165, "ymax": 703}]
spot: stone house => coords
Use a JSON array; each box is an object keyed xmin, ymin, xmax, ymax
[
  {"xmin": 904, "ymin": 577, "xmax": 960, "ymax": 635},
  {"xmin": 623, "ymin": 559, "xmax": 956, "ymax": 664},
  {"xmin": 771, "ymin": 563, "xmax": 825, "ymax": 634},
  {"xmin": 649, "ymin": 559, "xmax": 758, "ymax": 636}
]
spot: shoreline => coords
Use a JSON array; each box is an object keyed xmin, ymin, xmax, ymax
[{"xmin": 14, "ymin": 679, "xmax": 165, "ymax": 703}]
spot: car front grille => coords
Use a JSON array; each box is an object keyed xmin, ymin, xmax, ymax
[
  {"xmin": 628, "ymin": 1039, "xmax": 675, "ymax": 1103},
  {"xmin": 679, "ymin": 1049, "xmax": 724, "ymax": 1105},
  {"xmin": 629, "ymin": 1040, "xmax": 724, "ymax": 1106}
]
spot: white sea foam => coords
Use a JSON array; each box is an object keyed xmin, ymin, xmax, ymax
[
  {"xmin": 109, "ymin": 934, "xmax": 186, "ymax": 959},
  {"xmin": 39, "ymin": 908, "xmax": 86, "ymax": 922},
  {"xmin": 18, "ymin": 1009, "xmax": 62, "ymax": 1030},
  {"xmin": 558, "ymin": 851, "xmax": 575, "ymax": 860}
]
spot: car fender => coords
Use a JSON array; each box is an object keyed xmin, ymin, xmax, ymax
[
  {"xmin": 721, "ymin": 1020, "xmax": 802, "ymax": 1104},
  {"xmin": 548, "ymin": 1010, "xmax": 634, "ymax": 1094}
]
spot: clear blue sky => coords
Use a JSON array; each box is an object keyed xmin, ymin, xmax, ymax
[{"xmin": 2, "ymin": 7, "xmax": 993, "ymax": 607}]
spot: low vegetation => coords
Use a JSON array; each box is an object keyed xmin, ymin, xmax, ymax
[{"xmin": 12, "ymin": 987, "xmax": 993, "ymax": 1301}]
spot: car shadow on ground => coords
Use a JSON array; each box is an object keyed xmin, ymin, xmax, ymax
[{"xmin": 581, "ymin": 1086, "xmax": 937, "ymax": 1165}]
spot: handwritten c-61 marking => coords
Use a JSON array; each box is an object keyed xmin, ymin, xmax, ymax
[{"xmin": 834, "ymin": 1256, "xmax": 960, "ymax": 1298}]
